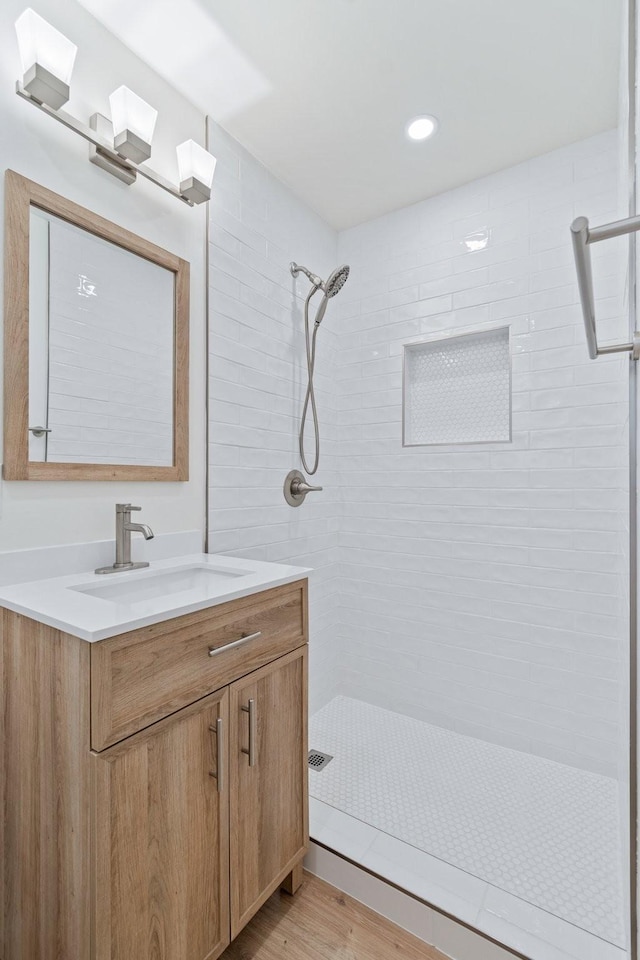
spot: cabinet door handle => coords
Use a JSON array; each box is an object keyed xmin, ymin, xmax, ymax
[
  {"xmin": 241, "ymin": 698, "xmax": 256, "ymax": 767},
  {"xmin": 208, "ymin": 717, "xmax": 224, "ymax": 792},
  {"xmin": 208, "ymin": 631, "xmax": 262, "ymax": 657}
]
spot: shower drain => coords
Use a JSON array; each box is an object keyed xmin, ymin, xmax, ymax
[{"xmin": 308, "ymin": 749, "xmax": 333, "ymax": 771}]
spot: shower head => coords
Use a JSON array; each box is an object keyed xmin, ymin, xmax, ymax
[
  {"xmin": 323, "ymin": 264, "xmax": 350, "ymax": 298},
  {"xmin": 314, "ymin": 264, "xmax": 350, "ymax": 325},
  {"xmin": 290, "ymin": 261, "xmax": 350, "ymax": 325},
  {"xmin": 290, "ymin": 262, "xmax": 350, "ymax": 299}
]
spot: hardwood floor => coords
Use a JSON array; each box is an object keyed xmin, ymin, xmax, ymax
[{"xmin": 220, "ymin": 871, "xmax": 449, "ymax": 960}]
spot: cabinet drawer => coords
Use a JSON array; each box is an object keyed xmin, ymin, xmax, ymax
[{"xmin": 91, "ymin": 580, "xmax": 307, "ymax": 750}]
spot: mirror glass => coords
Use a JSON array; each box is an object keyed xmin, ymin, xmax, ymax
[{"xmin": 29, "ymin": 208, "xmax": 175, "ymax": 467}]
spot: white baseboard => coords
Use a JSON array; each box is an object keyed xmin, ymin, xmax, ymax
[{"xmin": 304, "ymin": 841, "xmax": 521, "ymax": 960}]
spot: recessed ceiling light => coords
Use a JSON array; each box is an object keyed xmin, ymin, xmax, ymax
[{"xmin": 406, "ymin": 115, "xmax": 438, "ymax": 141}]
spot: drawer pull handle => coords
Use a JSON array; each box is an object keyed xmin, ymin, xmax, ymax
[
  {"xmin": 208, "ymin": 717, "xmax": 224, "ymax": 793},
  {"xmin": 208, "ymin": 630, "xmax": 262, "ymax": 657},
  {"xmin": 241, "ymin": 698, "xmax": 256, "ymax": 767}
]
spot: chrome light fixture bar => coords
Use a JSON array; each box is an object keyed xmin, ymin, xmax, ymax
[
  {"xmin": 14, "ymin": 10, "xmax": 216, "ymax": 207},
  {"xmin": 16, "ymin": 82, "xmax": 196, "ymax": 204},
  {"xmin": 571, "ymin": 213, "xmax": 640, "ymax": 359}
]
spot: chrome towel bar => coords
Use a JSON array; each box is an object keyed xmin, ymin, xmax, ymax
[{"xmin": 570, "ymin": 214, "xmax": 640, "ymax": 360}]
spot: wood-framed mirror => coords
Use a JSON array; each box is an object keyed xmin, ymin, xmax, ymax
[{"xmin": 3, "ymin": 170, "xmax": 189, "ymax": 481}]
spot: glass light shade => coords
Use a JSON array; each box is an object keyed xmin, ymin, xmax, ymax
[
  {"xmin": 109, "ymin": 86, "xmax": 157, "ymax": 163},
  {"xmin": 15, "ymin": 8, "xmax": 77, "ymax": 82},
  {"xmin": 15, "ymin": 8, "xmax": 77, "ymax": 109},
  {"xmin": 177, "ymin": 140, "xmax": 217, "ymax": 195}
]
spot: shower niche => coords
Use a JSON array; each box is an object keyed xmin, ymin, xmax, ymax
[{"xmin": 403, "ymin": 326, "xmax": 512, "ymax": 446}]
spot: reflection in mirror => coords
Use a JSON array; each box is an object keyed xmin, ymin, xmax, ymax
[
  {"xmin": 3, "ymin": 170, "xmax": 189, "ymax": 481},
  {"xmin": 29, "ymin": 208, "xmax": 175, "ymax": 466}
]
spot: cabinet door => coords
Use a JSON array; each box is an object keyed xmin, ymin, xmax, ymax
[
  {"xmin": 229, "ymin": 645, "xmax": 308, "ymax": 936},
  {"xmin": 92, "ymin": 690, "xmax": 230, "ymax": 960}
]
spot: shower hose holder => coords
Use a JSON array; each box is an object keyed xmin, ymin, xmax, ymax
[{"xmin": 284, "ymin": 469, "xmax": 323, "ymax": 507}]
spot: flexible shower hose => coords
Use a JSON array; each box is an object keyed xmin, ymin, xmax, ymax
[{"xmin": 299, "ymin": 284, "xmax": 322, "ymax": 475}]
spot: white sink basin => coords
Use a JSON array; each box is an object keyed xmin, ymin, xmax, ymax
[{"xmin": 70, "ymin": 565, "xmax": 246, "ymax": 604}]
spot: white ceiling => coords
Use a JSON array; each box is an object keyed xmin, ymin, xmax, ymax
[{"xmin": 75, "ymin": 0, "xmax": 622, "ymax": 230}]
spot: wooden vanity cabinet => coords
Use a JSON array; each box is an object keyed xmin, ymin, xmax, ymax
[{"xmin": 1, "ymin": 579, "xmax": 309, "ymax": 960}]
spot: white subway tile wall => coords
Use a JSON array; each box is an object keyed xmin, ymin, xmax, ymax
[
  {"xmin": 207, "ymin": 119, "xmax": 340, "ymax": 712},
  {"xmin": 336, "ymin": 130, "xmax": 628, "ymax": 776},
  {"xmin": 208, "ymin": 125, "xmax": 629, "ymax": 775}
]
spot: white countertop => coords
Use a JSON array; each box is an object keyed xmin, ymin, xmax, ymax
[{"xmin": 0, "ymin": 553, "xmax": 310, "ymax": 642}]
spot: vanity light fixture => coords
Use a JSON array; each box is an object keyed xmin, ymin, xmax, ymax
[
  {"xmin": 15, "ymin": 8, "xmax": 77, "ymax": 110},
  {"xmin": 13, "ymin": 10, "xmax": 216, "ymax": 207}
]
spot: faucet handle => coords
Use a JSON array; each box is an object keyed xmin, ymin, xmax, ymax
[{"xmin": 116, "ymin": 503, "xmax": 141, "ymax": 512}]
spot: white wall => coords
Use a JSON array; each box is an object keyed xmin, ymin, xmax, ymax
[
  {"xmin": 0, "ymin": 0, "xmax": 207, "ymax": 548},
  {"xmin": 336, "ymin": 130, "xmax": 629, "ymax": 777},
  {"xmin": 206, "ymin": 118, "xmax": 340, "ymax": 712}
]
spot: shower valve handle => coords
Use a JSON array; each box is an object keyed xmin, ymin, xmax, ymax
[
  {"xmin": 291, "ymin": 477, "xmax": 323, "ymax": 495},
  {"xmin": 283, "ymin": 469, "xmax": 323, "ymax": 507}
]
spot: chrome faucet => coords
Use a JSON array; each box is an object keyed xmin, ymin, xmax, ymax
[{"xmin": 95, "ymin": 504, "xmax": 155, "ymax": 574}]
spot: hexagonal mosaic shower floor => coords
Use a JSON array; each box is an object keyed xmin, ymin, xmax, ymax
[{"xmin": 309, "ymin": 696, "xmax": 625, "ymax": 946}]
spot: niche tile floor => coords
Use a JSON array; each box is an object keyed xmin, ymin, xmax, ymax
[{"xmin": 309, "ymin": 696, "xmax": 626, "ymax": 960}]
